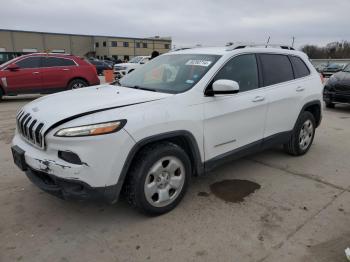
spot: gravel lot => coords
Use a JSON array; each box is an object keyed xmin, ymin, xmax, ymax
[{"xmin": 0, "ymin": 95, "xmax": 349, "ymax": 262}]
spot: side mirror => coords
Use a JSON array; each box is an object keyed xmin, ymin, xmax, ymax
[
  {"xmin": 7, "ymin": 63, "xmax": 20, "ymax": 71},
  {"xmin": 207, "ymin": 79, "xmax": 240, "ymax": 96}
]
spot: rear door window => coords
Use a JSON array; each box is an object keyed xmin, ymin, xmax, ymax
[
  {"xmin": 212, "ymin": 54, "xmax": 259, "ymax": 92},
  {"xmin": 16, "ymin": 57, "xmax": 42, "ymax": 69},
  {"xmin": 259, "ymin": 54, "xmax": 294, "ymax": 86},
  {"xmin": 42, "ymin": 57, "xmax": 76, "ymax": 67},
  {"xmin": 290, "ymin": 56, "xmax": 310, "ymax": 78}
]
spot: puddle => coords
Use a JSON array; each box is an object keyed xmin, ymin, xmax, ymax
[
  {"xmin": 197, "ymin": 191, "xmax": 210, "ymax": 197},
  {"xmin": 210, "ymin": 179, "xmax": 261, "ymax": 203}
]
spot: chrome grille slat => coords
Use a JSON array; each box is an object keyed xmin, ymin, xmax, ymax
[
  {"xmin": 20, "ymin": 114, "xmax": 30, "ymax": 135},
  {"xmin": 16, "ymin": 111, "xmax": 45, "ymax": 149},
  {"xmin": 23, "ymin": 117, "xmax": 32, "ymax": 137},
  {"xmin": 28, "ymin": 120, "xmax": 37, "ymax": 141}
]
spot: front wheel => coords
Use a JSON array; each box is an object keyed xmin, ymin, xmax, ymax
[
  {"xmin": 124, "ymin": 142, "xmax": 191, "ymax": 216},
  {"xmin": 284, "ymin": 111, "xmax": 316, "ymax": 156}
]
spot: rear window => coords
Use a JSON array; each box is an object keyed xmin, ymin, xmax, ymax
[
  {"xmin": 290, "ymin": 56, "xmax": 310, "ymax": 78},
  {"xmin": 42, "ymin": 57, "xmax": 76, "ymax": 67},
  {"xmin": 259, "ymin": 54, "xmax": 294, "ymax": 86}
]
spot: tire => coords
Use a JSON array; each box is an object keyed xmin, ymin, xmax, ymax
[
  {"xmin": 124, "ymin": 142, "xmax": 191, "ymax": 216},
  {"xmin": 284, "ymin": 111, "xmax": 316, "ymax": 156},
  {"xmin": 325, "ymin": 102, "xmax": 335, "ymax": 108},
  {"xmin": 68, "ymin": 79, "xmax": 88, "ymax": 89}
]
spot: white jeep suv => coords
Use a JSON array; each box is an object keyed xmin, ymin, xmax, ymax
[
  {"xmin": 12, "ymin": 44, "xmax": 323, "ymax": 215},
  {"xmin": 114, "ymin": 56, "xmax": 150, "ymax": 78}
]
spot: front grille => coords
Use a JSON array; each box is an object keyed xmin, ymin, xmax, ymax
[{"xmin": 16, "ymin": 110, "xmax": 45, "ymax": 149}]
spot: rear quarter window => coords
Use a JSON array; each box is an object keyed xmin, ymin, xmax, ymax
[
  {"xmin": 259, "ymin": 54, "xmax": 294, "ymax": 86},
  {"xmin": 42, "ymin": 57, "xmax": 76, "ymax": 67},
  {"xmin": 290, "ymin": 56, "xmax": 310, "ymax": 78}
]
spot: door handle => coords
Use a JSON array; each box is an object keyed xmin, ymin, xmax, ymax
[
  {"xmin": 296, "ymin": 86, "xmax": 305, "ymax": 92},
  {"xmin": 252, "ymin": 96, "xmax": 265, "ymax": 102},
  {"xmin": 32, "ymin": 72, "xmax": 40, "ymax": 75}
]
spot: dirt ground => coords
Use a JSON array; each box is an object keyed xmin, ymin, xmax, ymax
[{"xmin": 0, "ymin": 95, "xmax": 350, "ymax": 262}]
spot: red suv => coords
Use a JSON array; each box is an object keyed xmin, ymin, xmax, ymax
[{"xmin": 0, "ymin": 53, "xmax": 100, "ymax": 100}]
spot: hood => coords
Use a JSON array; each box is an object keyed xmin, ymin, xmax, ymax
[{"xmin": 20, "ymin": 84, "xmax": 172, "ymax": 132}]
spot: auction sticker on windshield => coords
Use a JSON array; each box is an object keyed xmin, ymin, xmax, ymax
[{"xmin": 185, "ymin": 60, "xmax": 212, "ymax": 67}]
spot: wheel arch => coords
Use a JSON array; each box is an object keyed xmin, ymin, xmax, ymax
[
  {"xmin": 301, "ymin": 100, "xmax": 322, "ymax": 127},
  {"xmin": 67, "ymin": 77, "xmax": 89, "ymax": 87},
  {"xmin": 116, "ymin": 131, "xmax": 204, "ymax": 198}
]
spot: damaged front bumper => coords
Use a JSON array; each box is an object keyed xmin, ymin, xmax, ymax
[
  {"xmin": 25, "ymin": 167, "xmax": 121, "ymax": 202},
  {"xmin": 11, "ymin": 127, "xmax": 136, "ymax": 203}
]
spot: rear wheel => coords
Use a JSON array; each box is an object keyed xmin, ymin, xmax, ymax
[
  {"xmin": 284, "ymin": 111, "xmax": 316, "ymax": 156},
  {"xmin": 68, "ymin": 79, "xmax": 88, "ymax": 89},
  {"xmin": 124, "ymin": 142, "xmax": 191, "ymax": 216}
]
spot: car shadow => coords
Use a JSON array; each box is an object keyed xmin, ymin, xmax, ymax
[{"xmin": 2, "ymin": 95, "xmax": 41, "ymax": 103}]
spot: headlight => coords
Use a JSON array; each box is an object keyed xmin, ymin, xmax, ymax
[{"xmin": 55, "ymin": 120, "xmax": 126, "ymax": 137}]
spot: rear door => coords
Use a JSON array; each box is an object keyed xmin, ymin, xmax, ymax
[
  {"xmin": 203, "ymin": 54, "xmax": 268, "ymax": 161},
  {"xmin": 259, "ymin": 53, "xmax": 308, "ymax": 138},
  {"xmin": 4, "ymin": 56, "xmax": 43, "ymax": 94},
  {"xmin": 41, "ymin": 57, "xmax": 75, "ymax": 90}
]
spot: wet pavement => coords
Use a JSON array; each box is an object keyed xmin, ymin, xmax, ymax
[{"xmin": 0, "ymin": 97, "xmax": 350, "ymax": 262}]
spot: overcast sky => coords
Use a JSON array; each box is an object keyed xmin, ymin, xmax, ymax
[{"xmin": 1, "ymin": 0, "xmax": 349, "ymax": 49}]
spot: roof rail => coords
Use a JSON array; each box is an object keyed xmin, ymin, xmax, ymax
[{"xmin": 225, "ymin": 42, "xmax": 295, "ymax": 51}]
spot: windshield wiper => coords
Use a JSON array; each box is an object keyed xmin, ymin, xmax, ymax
[{"xmin": 125, "ymin": 85, "xmax": 157, "ymax": 92}]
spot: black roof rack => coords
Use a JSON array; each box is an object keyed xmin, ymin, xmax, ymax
[{"xmin": 226, "ymin": 43, "xmax": 295, "ymax": 51}]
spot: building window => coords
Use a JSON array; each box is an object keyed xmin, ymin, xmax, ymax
[
  {"xmin": 123, "ymin": 42, "xmax": 129, "ymax": 47},
  {"xmin": 112, "ymin": 55, "xmax": 118, "ymax": 60},
  {"xmin": 111, "ymin": 41, "xmax": 118, "ymax": 47},
  {"xmin": 142, "ymin": 43, "xmax": 148, "ymax": 48},
  {"xmin": 136, "ymin": 42, "xmax": 141, "ymax": 48},
  {"xmin": 165, "ymin": 44, "xmax": 170, "ymax": 49},
  {"xmin": 103, "ymin": 41, "xmax": 107, "ymax": 47},
  {"xmin": 124, "ymin": 55, "xmax": 129, "ymax": 61},
  {"xmin": 95, "ymin": 42, "xmax": 99, "ymax": 48}
]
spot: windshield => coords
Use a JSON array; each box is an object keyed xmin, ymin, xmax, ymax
[
  {"xmin": 129, "ymin": 56, "xmax": 143, "ymax": 63},
  {"xmin": 119, "ymin": 54, "xmax": 221, "ymax": 94},
  {"xmin": 0, "ymin": 57, "xmax": 18, "ymax": 69}
]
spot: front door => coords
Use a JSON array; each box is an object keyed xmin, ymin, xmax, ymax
[
  {"xmin": 203, "ymin": 54, "xmax": 268, "ymax": 161},
  {"xmin": 4, "ymin": 56, "xmax": 42, "ymax": 94}
]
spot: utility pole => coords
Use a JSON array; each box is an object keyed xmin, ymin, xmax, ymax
[{"xmin": 292, "ymin": 36, "xmax": 295, "ymax": 48}]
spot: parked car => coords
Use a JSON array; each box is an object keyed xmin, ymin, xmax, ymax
[
  {"xmin": 323, "ymin": 63, "xmax": 350, "ymax": 108},
  {"xmin": 89, "ymin": 60, "xmax": 113, "ymax": 75},
  {"xmin": 103, "ymin": 60, "xmax": 115, "ymax": 68},
  {"xmin": 114, "ymin": 56, "xmax": 150, "ymax": 78},
  {"xmin": 0, "ymin": 53, "xmax": 100, "ymax": 100},
  {"xmin": 321, "ymin": 63, "xmax": 343, "ymax": 78},
  {"xmin": 12, "ymin": 45, "xmax": 323, "ymax": 215}
]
